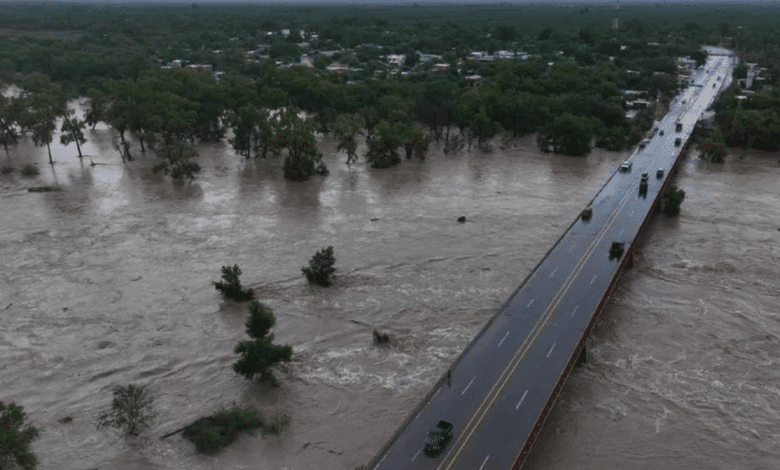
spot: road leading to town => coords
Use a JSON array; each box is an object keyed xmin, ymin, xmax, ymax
[{"xmin": 369, "ymin": 53, "xmax": 734, "ymax": 470}]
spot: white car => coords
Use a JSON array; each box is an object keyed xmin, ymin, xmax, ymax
[{"xmin": 620, "ymin": 161, "xmax": 632, "ymax": 172}]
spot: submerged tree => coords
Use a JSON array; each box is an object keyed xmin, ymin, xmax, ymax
[
  {"xmin": 663, "ymin": 186, "xmax": 686, "ymax": 217},
  {"xmin": 333, "ymin": 113, "xmax": 365, "ymax": 167},
  {"xmin": 274, "ymin": 108, "xmax": 324, "ymax": 181},
  {"xmin": 233, "ymin": 301, "xmax": 293, "ymax": 381},
  {"xmin": 18, "ymin": 74, "xmax": 66, "ymax": 164},
  {"xmin": 151, "ymin": 137, "xmax": 201, "ymax": 180},
  {"xmin": 301, "ymin": 246, "xmax": 336, "ymax": 287},
  {"xmin": 60, "ymin": 110, "xmax": 88, "ymax": 158},
  {"xmin": 97, "ymin": 384, "xmax": 156, "ymax": 437},
  {"xmin": 0, "ymin": 401, "xmax": 40, "ymax": 470},
  {"xmin": 212, "ymin": 264, "xmax": 254, "ymax": 301}
]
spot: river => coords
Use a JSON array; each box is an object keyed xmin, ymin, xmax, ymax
[{"xmin": 1, "ymin": 112, "xmax": 779, "ymax": 470}]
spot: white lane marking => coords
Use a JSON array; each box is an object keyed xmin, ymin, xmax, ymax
[
  {"xmin": 618, "ymin": 228, "xmax": 624, "ymax": 236},
  {"xmin": 546, "ymin": 342, "xmax": 557, "ymax": 358},
  {"xmin": 515, "ymin": 390, "xmax": 529, "ymax": 410},
  {"xmin": 570, "ymin": 304, "xmax": 580, "ymax": 317},
  {"xmin": 377, "ymin": 452, "xmax": 388, "ymax": 467},
  {"xmin": 630, "ymin": 209, "xmax": 635, "ymax": 217},
  {"xmin": 462, "ymin": 376, "xmax": 476, "ymax": 395},
  {"xmin": 527, "ymin": 297, "xmax": 536, "ymax": 308},
  {"xmin": 549, "ymin": 267, "xmax": 558, "ymax": 278},
  {"xmin": 590, "ymin": 274, "xmax": 598, "ymax": 285},
  {"xmin": 498, "ymin": 331, "xmax": 510, "ymax": 347},
  {"xmin": 432, "ymin": 387, "xmax": 441, "ymax": 399},
  {"xmin": 412, "ymin": 447, "xmax": 422, "ymax": 462},
  {"xmin": 478, "ymin": 455, "xmax": 490, "ymax": 470}
]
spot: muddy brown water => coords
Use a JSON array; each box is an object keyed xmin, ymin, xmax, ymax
[{"xmin": 2, "ymin": 108, "xmax": 779, "ymax": 470}]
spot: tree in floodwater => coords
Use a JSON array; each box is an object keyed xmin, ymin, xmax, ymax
[
  {"xmin": 697, "ymin": 128, "xmax": 728, "ymax": 163},
  {"xmin": 663, "ymin": 186, "xmax": 686, "ymax": 217},
  {"xmin": 333, "ymin": 113, "xmax": 364, "ymax": 166},
  {"xmin": 364, "ymin": 120, "xmax": 403, "ymax": 168},
  {"xmin": 302, "ymin": 246, "xmax": 336, "ymax": 287},
  {"xmin": 18, "ymin": 73, "xmax": 66, "ymax": 164},
  {"xmin": 60, "ymin": 110, "xmax": 88, "ymax": 158},
  {"xmin": 151, "ymin": 137, "xmax": 201, "ymax": 180},
  {"xmin": 0, "ymin": 95, "xmax": 23, "ymax": 157},
  {"xmin": 233, "ymin": 301, "xmax": 293, "ymax": 381},
  {"xmin": 0, "ymin": 401, "xmax": 40, "ymax": 470},
  {"xmin": 97, "ymin": 384, "xmax": 156, "ymax": 437},
  {"xmin": 274, "ymin": 108, "xmax": 324, "ymax": 181},
  {"xmin": 536, "ymin": 113, "xmax": 595, "ymax": 156}
]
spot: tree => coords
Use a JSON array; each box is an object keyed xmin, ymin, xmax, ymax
[
  {"xmin": 333, "ymin": 113, "xmax": 365, "ymax": 167},
  {"xmin": 212, "ymin": 264, "xmax": 255, "ymax": 301},
  {"xmin": 97, "ymin": 384, "xmax": 156, "ymax": 437},
  {"xmin": 400, "ymin": 123, "xmax": 431, "ymax": 160},
  {"xmin": 301, "ymin": 246, "xmax": 336, "ymax": 287},
  {"xmin": 365, "ymin": 120, "xmax": 403, "ymax": 168},
  {"xmin": 233, "ymin": 301, "xmax": 293, "ymax": 381},
  {"xmin": 274, "ymin": 108, "xmax": 324, "ymax": 181},
  {"xmin": 663, "ymin": 186, "xmax": 686, "ymax": 217},
  {"xmin": 151, "ymin": 137, "xmax": 201, "ymax": 180},
  {"xmin": 0, "ymin": 401, "xmax": 39, "ymax": 470},
  {"xmin": 0, "ymin": 95, "xmax": 22, "ymax": 156},
  {"xmin": 60, "ymin": 110, "xmax": 87, "ymax": 158},
  {"xmin": 537, "ymin": 113, "xmax": 595, "ymax": 156},
  {"xmin": 18, "ymin": 74, "xmax": 66, "ymax": 164},
  {"xmin": 697, "ymin": 129, "xmax": 728, "ymax": 163}
]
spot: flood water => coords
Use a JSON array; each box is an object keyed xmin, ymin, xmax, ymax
[{"xmin": 2, "ymin": 106, "xmax": 779, "ymax": 470}]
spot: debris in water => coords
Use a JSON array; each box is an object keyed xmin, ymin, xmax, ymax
[{"xmin": 457, "ymin": 216, "xmax": 466, "ymax": 223}]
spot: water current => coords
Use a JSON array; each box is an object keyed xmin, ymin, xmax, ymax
[{"xmin": 1, "ymin": 104, "xmax": 779, "ymax": 470}]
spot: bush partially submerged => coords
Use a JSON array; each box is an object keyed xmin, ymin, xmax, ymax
[
  {"xmin": 212, "ymin": 264, "xmax": 255, "ymax": 301},
  {"xmin": 182, "ymin": 406, "xmax": 264, "ymax": 454},
  {"xmin": 263, "ymin": 413, "xmax": 291, "ymax": 436},
  {"xmin": 20, "ymin": 165, "xmax": 38, "ymax": 176},
  {"xmin": 97, "ymin": 384, "xmax": 156, "ymax": 437},
  {"xmin": 301, "ymin": 246, "xmax": 336, "ymax": 287}
]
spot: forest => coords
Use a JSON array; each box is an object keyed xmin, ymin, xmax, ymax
[{"xmin": 1, "ymin": 2, "xmax": 779, "ymax": 181}]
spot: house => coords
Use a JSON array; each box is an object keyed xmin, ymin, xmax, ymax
[
  {"xmin": 433, "ymin": 63, "xmax": 450, "ymax": 73},
  {"xmin": 387, "ymin": 54, "xmax": 405, "ymax": 65},
  {"xmin": 281, "ymin": 29, "xmax": 290, "ymax": 37}
]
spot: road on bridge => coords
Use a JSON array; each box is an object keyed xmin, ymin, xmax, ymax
[{"xmin": 371, "ymin": 54, "xmax": 734, "ymax": 470}]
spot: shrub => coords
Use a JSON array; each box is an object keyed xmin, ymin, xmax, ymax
[
  {"xmin": 97, "ymin": 384, "xmax": 156, "ymax": 437},
  {"xmin": 212, "ymin": 264, "xmax": 254, "ymax": 301},
  {"xmin": 301, "ymin": 246, "xmax": 336, "ymax": 287},
  {"xmin": 182, "ymin": 406, "xmax": 264, "ymax": 454},
  {"xmin": 0, "ymin": 401, "xmax": 40, "ymax": 470},
  {"xmin": 20, "ymin": 165, "xmax": 38, "ymax": 176},
  {"xmin": 1, "ymin": 166, "xmax": 13, "ymax": 174},
  {"xmin": 263, "ymin": 413, "xmax": 290, "ymax": 436}
]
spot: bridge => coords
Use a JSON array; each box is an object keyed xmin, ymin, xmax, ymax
[{"xmin": 368, "ymin": 53, "xmax": 734, "ymax": 470}]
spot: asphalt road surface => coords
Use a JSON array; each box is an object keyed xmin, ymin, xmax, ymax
[{"xmin": 371, "ymin": 54, "xmax": 734, "ymax": 470}]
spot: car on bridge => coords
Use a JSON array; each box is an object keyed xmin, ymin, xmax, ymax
[
  {"xmin": 609, "ymin": 242, "xmax": 625, "ymax": 260},
  {"xmin": 656, "ymin": 168, "xmax": 665, "ymax": 179},
  {"xmin": 581, "ymin": 206, "xmax": 593, "ymax": 221},
  {"xmin": 424, "ymin": 420, "xmax": 453, "ymax": 455},
  {"xmin": 619, "ymin": 161, "xmax": 632, "ymax": 172},
  {"xmin": 675, "ymin": 138, "xmax": 682, "ymax": 146}
]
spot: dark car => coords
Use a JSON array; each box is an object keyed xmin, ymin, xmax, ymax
[
  {"xmin": 609, "ymin": 242, "xmax": 625, "ymax": 260},
  {"xmin": 659, "ymin": 129, "xmax": 664, "ymax": 136},
  {"xmin": 675, "ymin": 137, "xmax": 681, "ymax": 146},
  {"xmin": 424, "ymin": 420, "xmax": 453, "ymax": 455},
  {"xmin": 656, "ymin": 168, "xmax": 664, "ymax": 179},
  {"xmin": 581, "ymin": 206, "xmax": 593, "ymax": 221}
]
